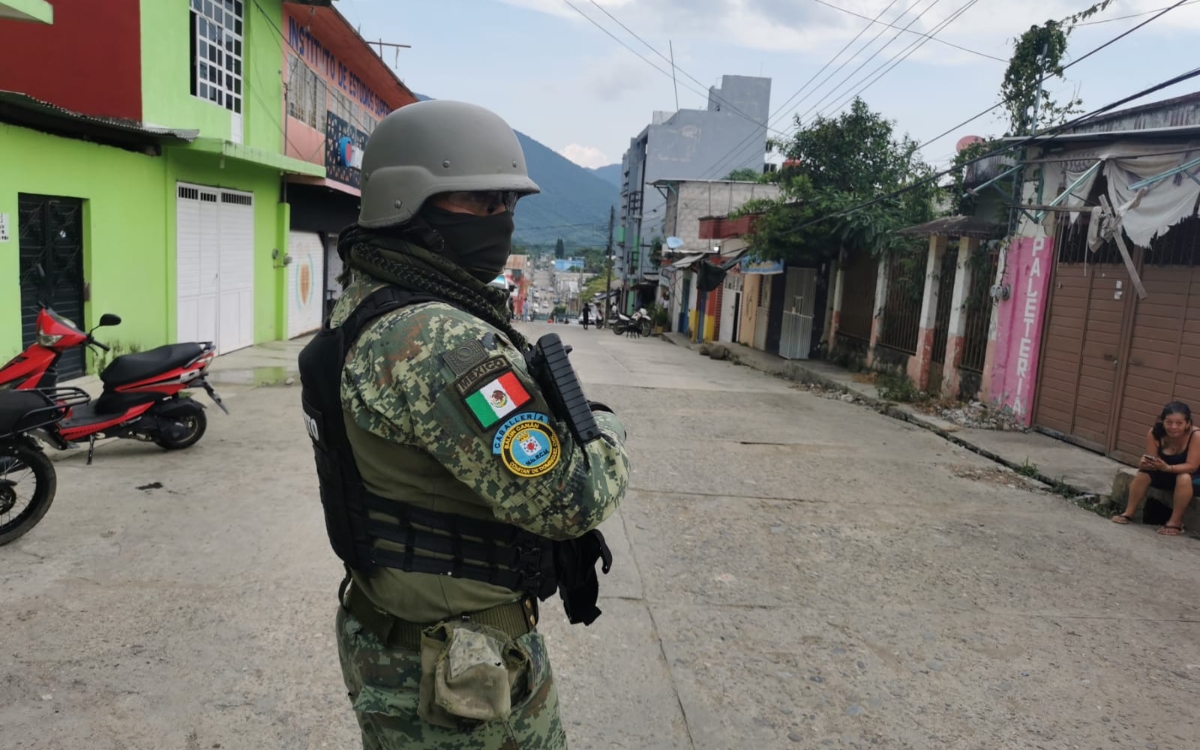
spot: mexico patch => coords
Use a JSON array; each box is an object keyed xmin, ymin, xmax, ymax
[
  {"xmin": 491, "ymin": 413, "xmax": 561, "ymax": 477},
  {"xmin": 453, "ymin": 356, "xmax": 511, "ymax": 396},
  {"xmin": 465, "ymin": 371, "xmax": 532, "ymax": 428}
]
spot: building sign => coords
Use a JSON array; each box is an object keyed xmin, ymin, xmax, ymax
[
  {"xmin": 991, "ymin": 235, "xmax": 1054, "ymax": 424},
  {"xmin": 741, "ymin": 255, "xmax": 784, "ymax": 275},
  {"xmin": 287, "ymin": 15, "xmax": 389, "ymax": 118},
  {"xmin": 325, "ymin": 111, "xmax": 367, "ymax": 188},
  {"xmin": 335, "ymin": 136, "xmax": 363, "ymax": 169}
]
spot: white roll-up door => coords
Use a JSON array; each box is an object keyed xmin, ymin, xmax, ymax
[{"xmin": 176, "ymin": 183, "xmax": 255, "ymax": 355}]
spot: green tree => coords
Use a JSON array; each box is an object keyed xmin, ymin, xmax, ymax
[
  {"xmin": 1000, "ymin": 2, "xmax": 1113, "ymax": 135},
  {"xmin": 741, "ymin": 98, "xmax": 938, "ymax": 265},
  {"xmin": 554, "ymin": 238, "xmax": 565, "ymax": 259},
  {"xmin": 949, "ymin": 2, "xmax": 1114, "ymax": 217},
  {"xmin": 724, "ymin": 168, "xmax": 762, "ymax": 182}
]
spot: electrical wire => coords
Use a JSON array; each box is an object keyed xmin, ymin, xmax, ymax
[
  {"xmin": 1075, "ymin": 0, "xmax": 1200, "ymax": 25},
  {"xmin": 816, "ymin": 0, "xmax": 984, "ymax": 122},
  {"xmin": 697, "ymin": 0, "xmax": 910, "ymax": 181},
  {"xmin": 804, "ymin": 0, "xmax": 1006, "ymax": 62},
  {"xmin": 913, "ymin": 0, "xmax": 1193, "ymax": 151},
  {"xmin": 584, "ymin": 0, "xmax": 774, "ymax": 135},
  {"xmin": 560, "ymin": 0, "xmax": 789, "ymax": 137},
  {"xmin": 792, "ymin": 0, "xmax": 955, "ymax": 126},
  {"xmin": 774, "ymin": 64, "xmax": 1200, "ymax": 238}
]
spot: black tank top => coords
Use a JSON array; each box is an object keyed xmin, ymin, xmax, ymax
[{"xmin": 1158, "ymin": 430, "xmax": 1197, "ymax": 465}]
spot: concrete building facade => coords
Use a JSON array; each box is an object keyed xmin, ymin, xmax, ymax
[{"xmin": 616, "ymin": 75, "xmax": 771, "ymax": 312}]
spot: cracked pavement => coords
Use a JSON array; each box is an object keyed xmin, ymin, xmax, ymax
[{"xmin": 2, "ymin": 323, "xmax": 1199, "ymax": 749}]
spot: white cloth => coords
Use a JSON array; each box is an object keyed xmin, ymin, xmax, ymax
[{"xmin": 1046, "ymin": 140, "xmax": 1200, "ymax": 245}]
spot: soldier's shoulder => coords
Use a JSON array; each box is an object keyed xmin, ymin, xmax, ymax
[{"xmin": 361, "ymin": 301, "xmax": 496, "ymax": 354}]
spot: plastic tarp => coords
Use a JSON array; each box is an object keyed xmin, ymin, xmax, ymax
[{"xmin": 1045, "ymin": 140, "xmax": 1200, "ymax": 245}]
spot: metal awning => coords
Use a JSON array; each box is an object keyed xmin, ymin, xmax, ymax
[{"xmin": 0, "ymin": 90, "xmax": 198, "ymax": 147}]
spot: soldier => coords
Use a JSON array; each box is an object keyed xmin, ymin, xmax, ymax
[{"xmin": 298, "ymin": 99, "xmax": 630, "ymax": 749}]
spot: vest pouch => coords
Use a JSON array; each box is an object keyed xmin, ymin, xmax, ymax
[{"xmin": 417, "ymin": 621, "xmax": 530, "ymax": 728}]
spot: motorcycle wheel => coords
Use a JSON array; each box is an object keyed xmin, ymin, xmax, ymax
[
  {"xmin": 154, "ymin": 408, "xmax": 207, "ymax": 451},
  {"xmin": 639, "ymin": 319, "xmax": 653, "ymax": 337},
  {"xmin": 612, "ymin": 324, "xmax": 624, "ymax": 336},
  {"xmin": 0, "ymin": 441, "xmax": 57, "ymax": 546}
]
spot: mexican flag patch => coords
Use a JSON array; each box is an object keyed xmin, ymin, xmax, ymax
[{"xmin": 465, "ymin": 371, "xmax": 532, "ymax": 428}]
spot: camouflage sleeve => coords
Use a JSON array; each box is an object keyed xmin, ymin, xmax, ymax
[{"xmin": 344, "ymin": 303, "xmax": 630, "ymax": 541}]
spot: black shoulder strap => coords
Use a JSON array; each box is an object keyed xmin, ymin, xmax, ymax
[{"xmin": 334, "ymin": 287, "xmax": 442, "ymax": 358}]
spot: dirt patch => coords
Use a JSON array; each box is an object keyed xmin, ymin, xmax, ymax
[
  {"xmin": 949, "ymin": 463, "xmax": 1040, "ymax": 491},
  {"xmin": 912, "ymin": 399, "xmax": 1029, "ymax": 431}
]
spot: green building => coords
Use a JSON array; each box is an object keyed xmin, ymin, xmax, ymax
[{"xmin": 0, "ymin": 0, "xmax": 325, "ymax": 378}]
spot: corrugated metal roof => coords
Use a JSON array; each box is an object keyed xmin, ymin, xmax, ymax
[
  {"xmin": 1002, "ymin": 94, "xmax": 1200, "ymax": 146},
  {"xmin": 0, "ymin": 90, "xmax": 198, "ymax": 143}
]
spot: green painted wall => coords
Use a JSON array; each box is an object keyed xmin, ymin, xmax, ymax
[
  {"xmin": 140, "ymin": 0, "xmax": 285, "ymax": 154},
  {"xmin": 163, "ymin": 148, "xmax": 285, "ymax": 345},
  {"xmin": 0, "ymin": 123, "xmax": 171, "ymax": 367},
  {"xmin": 0, "ymin": 124, "xmax": 288, "ymax": 371}
]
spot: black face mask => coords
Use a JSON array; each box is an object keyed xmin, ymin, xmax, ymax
[{"xmin": 420, "ymin": 205, "xmax": 514, "ymax": 283}]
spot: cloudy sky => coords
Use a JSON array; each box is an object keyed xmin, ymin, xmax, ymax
[{"xmin": 338, "ymin": 0, "xmax": 1200, "ymax": 172}]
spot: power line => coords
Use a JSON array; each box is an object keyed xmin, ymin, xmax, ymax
[
  {"xmin": 698, "ymin": 0, "xmax": 910, "ymax": 180},
  {"xmin": 584, "ymin": 0, "xmax": 776, "ymax": 135},
  {"xmin": 1075, "ymin": 0, "xmax": 1200, "ymax": 25},
  {"xmin": 775, "ymin": 64, "xmax": 1200, "ymax": 239},
  {"xmin": 816, "ymin": 0, "xmax": 984, "ymax": 122},
  {"xmin": 792, "ymin": 0, "xmax": 953, "ymax": 127},
  {"xmin": 560, "ymin": 0, "xmax": 788, "ymax": 137},
  {"xmin": 914, "ymin": 0, "xmax": 1192, "ymax": 151},
  {"xmin": 805, "ymin": 0, "xmax": 1006, "ymax": 62}
]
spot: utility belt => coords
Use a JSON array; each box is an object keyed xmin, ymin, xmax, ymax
[{"xmin": 343, "ymin": 580, "xmax": 537, "ymax": 653}]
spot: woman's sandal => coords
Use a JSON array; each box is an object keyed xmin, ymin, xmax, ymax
[
  {"xmin": 1157, "ymin": 524, "xmax": 1185, "ymax": 536},
  {"xmin": 1111, "ymin": 514, "xmax": 1135, "ymax": 524}
]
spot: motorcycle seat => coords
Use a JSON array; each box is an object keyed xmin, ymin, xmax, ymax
[
  {"xmin": 101, "ymin": 343, "xmax": 205, "ymax": 387},
  {"xmin": 0, "ymin": 391, "xmax": 53, "ymax": 437}
]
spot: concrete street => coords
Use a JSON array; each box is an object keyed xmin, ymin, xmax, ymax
[{"xmin": 2, "ymin": 324, "xmax": 1199, "ymax": 749}]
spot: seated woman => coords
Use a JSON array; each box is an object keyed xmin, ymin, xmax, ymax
[{"xmin": 1113, "ymin": 401, "xmax": 1200, "ymax": 536}]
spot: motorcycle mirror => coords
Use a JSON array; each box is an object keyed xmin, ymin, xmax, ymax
[{"xmin": 98, "ymin": 313, "xmax": 122, "ymax": 327}]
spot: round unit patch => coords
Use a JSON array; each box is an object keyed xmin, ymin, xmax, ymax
[{"xmin": 498, "ymin": 419, "xmax": 561, "ymax": 477}]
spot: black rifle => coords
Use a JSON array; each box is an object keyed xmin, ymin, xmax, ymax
[{"xmin": 525, "ymin": 334, "xmax": 602, "ymax": 462}]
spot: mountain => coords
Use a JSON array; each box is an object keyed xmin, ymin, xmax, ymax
[
  {"xmin": 589, "ymin": 164, "xmax": 622, "ymax": 189},
  {"xmin": 410, "ymin": 93, "xmax": 617, "ymax": 251},
  {"xmin": 512, "ymin": 134, "xmax": 617, "ymax": 251}
]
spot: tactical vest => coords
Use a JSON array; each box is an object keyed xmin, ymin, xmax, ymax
[{"xmin": 298, "ymin": 287, "xmax": 559, "ymax": 602}]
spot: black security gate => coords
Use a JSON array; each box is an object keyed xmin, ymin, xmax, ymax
[{"xmin": 18, "ymin": 195, "xmax": 86, "ymax": 380}]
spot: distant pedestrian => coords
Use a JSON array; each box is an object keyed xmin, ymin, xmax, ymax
[
  {"xmin": 582, "ymin": 304, "xmax": 591, "ymax": 330},
  {"xmin": 1113, "ymin": 401, "xmax": 1200, "ymax": 535}
]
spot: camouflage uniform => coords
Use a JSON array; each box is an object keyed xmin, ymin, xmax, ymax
[{"xmin": 330, "ymin": 269, "xmax": 630, "ymax": 749}]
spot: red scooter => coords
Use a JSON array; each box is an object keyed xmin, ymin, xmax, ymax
[{"xmin": 0, "ymin": 307, "xmax": 227, "ymax": 462}]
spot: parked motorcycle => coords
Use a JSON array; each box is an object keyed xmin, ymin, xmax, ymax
[
  {"xmin": 610, "ymin": 307, "xmax": 652, "ymax": 338},
  {"xmin": 0, "ymin": 387, "xmax": 89, "ymax": 545},
  {"xmin": 0, "ymin": 307, "xmax": 227, "ymax": 462}
]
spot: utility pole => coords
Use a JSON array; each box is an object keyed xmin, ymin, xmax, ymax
[
  {"xmin": 1008, "ymin": 43, "xmax": 1049, "ymax": 236},
  {"xmin": 604, "ymin": 205, "xmax": 615, "ymax": 328},
  {"xmin": 669, "ymin": 41, "xmax": 680, "ymax": 111}
]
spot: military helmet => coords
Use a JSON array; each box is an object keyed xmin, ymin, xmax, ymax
[{"xmin": 358, "ymin": 100, "xmax": 541, "ymax": 228}]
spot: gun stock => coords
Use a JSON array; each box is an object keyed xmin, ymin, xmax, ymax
[{"xmin": 529, "ymin": 333, "xmax": 602, "ymax": 451}]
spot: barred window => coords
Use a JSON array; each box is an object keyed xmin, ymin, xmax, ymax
[
  {"xmin": 287, "ymin": 54, "xmax": 328, "ymax": 133},
  {"xmin": 190, "ymin": 0, "xmax": 244, "ymax": 114}
]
